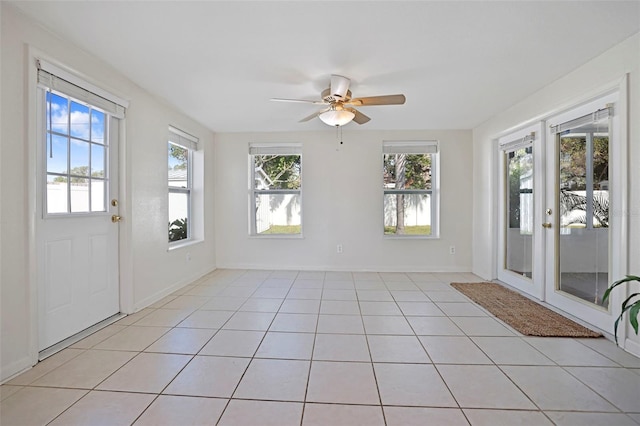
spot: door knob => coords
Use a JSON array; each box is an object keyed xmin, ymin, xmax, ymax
[
  {"xmin": 542, "ymin": 222, "xmax": 552, "ymax": 228},
  {"xmin": 111, "ymin": 215, "xmax": 122, "ymax": 223}
]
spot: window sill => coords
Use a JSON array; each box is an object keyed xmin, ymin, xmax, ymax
[
  {"xmin": 168, "ymin": 238, "xmax": 203, "ymax": 251},
  {"xmin": 383, "ymin": 235, "xmax": 439, "ymax": 240},
  {"xmin": 248, "ymin": 234, "xmax": 304, "ymax": 240}
]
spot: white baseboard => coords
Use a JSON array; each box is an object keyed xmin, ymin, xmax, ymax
[
  {"xmin": 623, "ymin": 337, "xmax": 640, "ymax": 358},
  {"xmin": 1, "ymin": 356, "xmax": 34, "ymax": 384},
  {"xmin": 133, "ymin": 266, "xmax": 217, "ymax": 312},
  {"xmin": 215, "ymin": 262, "xmax": 470, "ymax": 273}
]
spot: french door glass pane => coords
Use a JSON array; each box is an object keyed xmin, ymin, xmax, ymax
[
  {"xmin": 557, "ymin": 119, "xmax": 609, "ymax": 307},
  {"xmin": 505, "ymin": 147, "xmax": 533, "ymax": 278}
]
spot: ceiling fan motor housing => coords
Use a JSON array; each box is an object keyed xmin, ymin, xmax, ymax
[{"xmin": 322, "ymin": 88, "xmax": 352, "ymax": 103}]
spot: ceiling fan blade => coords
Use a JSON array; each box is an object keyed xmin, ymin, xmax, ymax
[
  {"xmin": 299, "ymin": 108, "xmax": 329, "ymax": 122},
  {"xmin": 270, "ymin": 98, "xmax": 326, "ymax": 105},
  {"xmin": 330, "ymin": 75, "xmax": 351, "ymax": 99},
  {"xmin": 347, "ymin": 94, "xmax": 406, "ymax": 106},
  {"xmin": 347, "ymin": 108, "xmax": 371, "ymax": 125}
]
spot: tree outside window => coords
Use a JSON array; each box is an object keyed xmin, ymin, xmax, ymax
[{"xmin": 250, "ymin": 144, "xmax": 302, "ymax": 235}]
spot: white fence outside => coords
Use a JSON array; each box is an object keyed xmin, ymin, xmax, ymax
[{"xmin": 255, "ymin": 193, "xmax": 301, "ymax": 233}]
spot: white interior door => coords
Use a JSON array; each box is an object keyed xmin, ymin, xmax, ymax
[
  {"xmin": 37, "ymin": 86, "xmax": 120, "ymax": 351},
  {"xmin": 543, "ymin": 92, "xmax": 622, "ymax": 332},
  {"xmin": 497, "ymin": 124, "xmax": 544, "ymax": 300}
]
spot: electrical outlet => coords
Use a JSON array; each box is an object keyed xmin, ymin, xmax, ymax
[
  {"xmin": 449, "ymin": 246, "xmax": 456, "ymax": 255},
  {"xmin": 337, "ymin": 244, "xmax": 343, "ymax": 254}
]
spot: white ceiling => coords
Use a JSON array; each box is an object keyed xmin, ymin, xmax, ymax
[{"xmin": 10, "ymin": 1, "xmax": 640, "ymax": 133}]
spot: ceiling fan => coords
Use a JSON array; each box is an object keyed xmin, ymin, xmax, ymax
[{"xmin": 271, "ymin": 75, "xmax": 406, "ymax": 127}]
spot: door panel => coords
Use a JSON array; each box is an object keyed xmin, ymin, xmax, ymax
[
  {"xmin": 44, "ymin": 239, "xmax": 72, "ymax": 311},
  {"xmin": 89, "ymin": 234, "xmax": 109, "ymax": 294},
  {"xmin": 544, "ymin": 93, "xmax": 619, "ymax": 331},
  {"xmin": 37, "ymin": 88, "xmax": 120, "ymax": 351},
  {"xmin": 497, "ymin": 124, "xmax": 543, "ymax": 299}
]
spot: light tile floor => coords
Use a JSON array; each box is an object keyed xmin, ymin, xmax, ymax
[{"xmin": 2, "ymin": 269, "xmax": 640, "ymax": 425}]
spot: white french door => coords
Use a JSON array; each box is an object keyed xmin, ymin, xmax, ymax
[
  {"xmin": 497, "ymin": 91, "xmax": 625, "ymax": 334},
  {"xmin": 543, "ymin": 92, "xmax": 623, "ymax": 331},
  {"xmin": 36, "ymin": 73, "xmax": 123, "ymax": 351}
]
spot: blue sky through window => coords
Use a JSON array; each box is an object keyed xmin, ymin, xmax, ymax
[{"xmin": 46, "ymin": 91, "xmax": 106, "ymax": 176}]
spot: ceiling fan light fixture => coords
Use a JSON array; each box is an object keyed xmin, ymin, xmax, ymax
[{"xmin": 319, "ymin": 108, "xmax": 355, "ymax": 127}]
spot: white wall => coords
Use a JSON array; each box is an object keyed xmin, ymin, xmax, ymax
[
  {"xmin": 214, "ymin": 130, "xmax": 473, "ymax": 272},
  {"xmin": 0, "ymin": 4, "xmax": 217, "ymax": 381},
  {"xmin": 472, "ymin": 33, "xmax": 640, "ymax": 349}
]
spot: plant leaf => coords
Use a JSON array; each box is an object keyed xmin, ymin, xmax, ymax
[
  {"xmin": 630, "ymin": 302, "xmax": 640, "ymax": 335},
  {"xmin": 614, "ymin": 302, "xmax": 640, "ymax": 344},
  {"xmin": 621, "ymin": 293, "xmax": 640, "ymax": 311},
  {"xmin": 613, "ymin": 313, "xmax": 622, "ymax": 344},
  {"xmin": 603, "ymin": 275, "xmax": 640, "ymax": 302}
]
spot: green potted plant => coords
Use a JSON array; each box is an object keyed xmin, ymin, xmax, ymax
[{"xmin": 603, "ymin": 275, "xmax": 640, "ymax": 344}]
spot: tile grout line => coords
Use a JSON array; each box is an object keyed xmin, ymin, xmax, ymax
[
  {"xmin": 7, "ymin": 270, "xmax": 640, "ymax": 424},
  {"xmin": 358, "ymin": 271, "xmax": 388, "ymax": 426},
  {"xmin": 405, "ymin": 282, "xmax": 468, "ymax": 421},
  {"xmin": 299, "ymin": 275, "xmax": 325, "ymax": 426},
  {"xmin": 216, "ymin": 271, "xmax": 297, "ymax": 425},
  {"xmin": 214, "ymin": 271, "xmax": 276, "ymax": 426}
]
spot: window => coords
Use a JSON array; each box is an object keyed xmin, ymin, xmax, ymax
[
  {"xmin": 168, "ymin": 127, "xmax": 198, "ymax": 243},
  {"xmin": 383, "ymin": 141, "xmax": 438, "ymax": 237},
  {"xmin": 44, "ymin": 91, "xmax": 108, "ymax": 214},
  {"xmin": 38, "ymin": 60, "xmax": 126, "ymax": 216},
  {"xmin": 249, "ymin": 144, "xmax": 302, "ymax": 235}
]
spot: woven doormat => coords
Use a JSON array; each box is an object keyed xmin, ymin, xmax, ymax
[{"xmin": 450, "ymin": 282, "xmax": 602, "ymax": 338}]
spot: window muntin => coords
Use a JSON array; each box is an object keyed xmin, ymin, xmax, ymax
[
  {"xmin": 383, "ymin": 142, "xmax": 438, "ymax": 237},
  {"xmin": 45, "ymin": 89, "xmax": 108, "ymax": 215},
  {"xmin": 168, "ymin": 128, "xmax": 197, "ymax": 244},
  {"xmin": 250, "ymin": 144, "xmax": 302, "ymax": 235}
]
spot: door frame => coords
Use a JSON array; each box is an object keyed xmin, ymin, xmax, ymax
[{"xmin": 26, "ymin": 47, "xmax": 134, "ymax": 366}]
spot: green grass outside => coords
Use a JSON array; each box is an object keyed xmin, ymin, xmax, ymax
[
  {"xmin": 260, "ymin": 224, "xmax": 430, "ymax": 235},
  {"xmin": 384, "ymin": 225, "xmax": 432, "ymax": 235},
  {"xmin": 260, "ymin": 225, "xmax": 302, "ymax": 234}
]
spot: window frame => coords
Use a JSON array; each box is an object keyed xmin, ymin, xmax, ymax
[
  {"xmin": 382, "ymin": 141, "xmax": 439, "ymax": 238},
  {"xmin": 168, "ymin": 127, "xmax": 197, "ymax": 245},
  {"xmin": 249, "ymin": 143, "xmax": 303, "ymax": 237}
]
